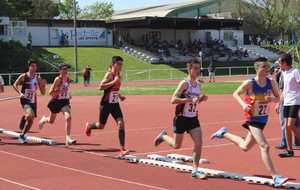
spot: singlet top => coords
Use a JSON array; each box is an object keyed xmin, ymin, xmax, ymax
[
  {"xmin": 244, "ymin": 78, "xmax": 272, "ymax": 124},
  {"xmin": 54, "ymin": 77, "xmax": 71, "ymax": 100},
  {"xmin": 101, "ymin": 73, "xmax": 121, "ymax": 104},
  {"xmin": 21, "ymin": 73, "xmax": 38, "ymax": 103},
  {"xmin": 175, "ymin": 79, "xmax": 201, "ymax": 118}
]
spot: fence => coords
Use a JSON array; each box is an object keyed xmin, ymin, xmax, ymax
[{"xmin": 0, "ymin": 66, "xmax": 255, "ymax": 85}]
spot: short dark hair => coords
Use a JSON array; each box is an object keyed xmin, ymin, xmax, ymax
[
  {"xmin": 28, "ymin": 60, "xmax": 37, "ymax": 67},
  {"xmin": 59, "ymin": 64, "xmax": 70, "ymax": 70},
  {"xmin": 112, "ymin": 56, "xmax": 123, "ymax": 63},
  {"xmin": 279, "ymin": 53, "xmax": 293, "ymax": 66}
]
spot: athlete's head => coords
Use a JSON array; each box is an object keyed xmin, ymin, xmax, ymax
[
  {"xmin": 110, "ymin": 56, "xmax": 123, "ymax": 73},
  {"xmin": 28, "ymin": 60, "xmax": 37, "ymax": 73},
  {"xmin": 59, "ymin": 64, "xmax": 70, "ymax": 76},
  {"xmin": 187, "ymin": 58, "xmax": 201, "ymax": 79},
  {"xmin": 254, "ymin": 57, "xmax": 270, "ymax": 77},
  {"xmin": 278, "ymin": 53, "xmax": 292, "ymax": 71}
]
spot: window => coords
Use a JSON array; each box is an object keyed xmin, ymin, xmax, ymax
[
  {"xmin": 223, "ymin": 31, "xmax": 234, "ymax": 41},
  {"xmin": 0, "ymin": 25, "xmax": 8, "ymax": 36}
]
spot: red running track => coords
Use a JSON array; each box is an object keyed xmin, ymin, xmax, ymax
[{"xmin": 0, "ymin": 93, "xmax": 299, "ymax": 190}]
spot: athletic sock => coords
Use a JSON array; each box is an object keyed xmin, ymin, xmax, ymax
[
  {"xmin": 118, "ymin": 128, "xmax": 125, "ymax": 147},
  {"xmin": 19, "ymin": 116, "xmax": 26, "ymax": 130}
]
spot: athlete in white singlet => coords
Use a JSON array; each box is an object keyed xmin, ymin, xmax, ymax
[{"xmin": 154, "ymin": 58, "xmax": 208, "ymax": 179}]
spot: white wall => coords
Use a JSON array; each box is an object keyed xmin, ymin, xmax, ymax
[
  {"xmin": 27, "ymin": 26, "xmax": 113, "ymax": 47},
  {"xmin": 191, "ymin": 29, "xmax": 244, "ymax": 46}
]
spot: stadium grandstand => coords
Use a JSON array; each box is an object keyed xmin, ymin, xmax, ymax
[{"xmin": 0, "ymin": 0, "xmax": 279, "ymax": 64}]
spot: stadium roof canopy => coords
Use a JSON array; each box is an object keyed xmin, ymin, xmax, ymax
[
  {"xmin": 112, "ymin": 0, "xmax": 248, "ymax": 20},
  {"xmin": 108, "ymin": 16, "xmax": 242, "ymax": 30}
]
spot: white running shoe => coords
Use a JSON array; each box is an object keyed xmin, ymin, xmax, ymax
[
  {"xmin": 39, "ymin": 116, "xmax": 48, "ymax": 130},
  {"xmin": 66, "ymin": 137, "xmax": 77, "ymax": 146}
]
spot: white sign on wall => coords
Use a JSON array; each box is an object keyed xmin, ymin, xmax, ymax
[{"xmin": 50, "ymin": 27, "xmax": 110, "ymax": 46}]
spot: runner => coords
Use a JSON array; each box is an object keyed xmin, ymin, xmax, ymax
[
  {"xmin": 211, "ymin": 57, "xmax": 288, "ymax": 187},
  {"xmin": 277, "ymin": 53, "xmax": 300, "ymax": 157},
  {"xmin": 13, "ymin": 60, "xmax": 46, "ymax": 143},
  {"xmin": 154, "ymin": 58, "xmax": 208, "ymax": 179},
  {"xmin": 85, "ymin": 56, "xmax": 128, "ymax": 156},
  {"xmin": 39, "ymin": 64, "xmax": 76, "ymax": 146}
]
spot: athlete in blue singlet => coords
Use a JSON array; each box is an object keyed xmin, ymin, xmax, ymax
[{"xmin": 211, "ymin": 57, "xmax": 288, "ymax": 188}]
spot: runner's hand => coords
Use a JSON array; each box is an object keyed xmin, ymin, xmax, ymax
[
  {"xmin": 242, "ymin": 103, "xmax": 252, "ymax": 112},
  {"xmin": 120, "ymin": 95, "xmax": 126, "ymax": 101},
  {"xmin": 198, "ymin": 95, "xmax": 208, "ymax": 103},
  {"xmin": 20, "ymin": 93, "xmax": 25, "ymax": 98}
]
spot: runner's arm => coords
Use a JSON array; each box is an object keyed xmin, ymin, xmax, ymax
[
  {"xmin": 99, "ymin": 72, "xmax": 117, "ymax": 90},
  {"xmin": 171, "ymin": 80, "xmax": 192, "ymax": 104},
  {"xmin": 13, "ymin": 74, "xmax": 25, "ymax": 95},
  {"xmin": 268, "ymin": 79, "xmax": 280, "ymax": 103},
  {"xmin": 37, "ymin": 77, "xmax": 46, "ymax": 95},
  {"xmin": 49, "ymin": 77, "xmax": 61, "ymax": 97},
  {"xmin": 233, "ymin": 80, "xmax": 251, "ymax": 110}
]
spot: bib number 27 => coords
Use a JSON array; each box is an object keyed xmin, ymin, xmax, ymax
[{"xmin": 258, "ymin": 104, "xmax": 267, "ymax": 115}]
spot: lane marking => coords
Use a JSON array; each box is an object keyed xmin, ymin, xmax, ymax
[
  {"xmin": 0, "ymin": 176, "xmax": 42, "ymax": 190},
  {"xmin": 51, "ymin": 120, "xmax": 245, "ymax": 139},
  {"xmin": 0, "ymin": 151, "xmax": 168, "ymax": 190}
]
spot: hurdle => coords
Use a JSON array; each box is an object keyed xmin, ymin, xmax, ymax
[
  {"xmin": 0, "ymin": 96, "xmax": 20, "ymax": 102},
  {"xmin": 147, "ymin": 154, "xmax": 183, "ymax": 164},
  {"xmin": 0, "ymin": 128, "xmax": 56, "ymax": 145},
  {"xmin": 119, "ymin": 154, "xmax": 300, "ymax": 189},
  {"xmin": 167, "ymin": 153, "xmax": 209, "ymax": 164}
]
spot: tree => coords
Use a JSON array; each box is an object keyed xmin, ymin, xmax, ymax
[
  {"xmin": 31, "ymin": 0, "xmax": 60, "ymax": 19},
  {"xmin": 0, "ymin": 0, "xmax": 33, "ymax": 18},
  {"xmin": 80, "ymin": 1, "xmax": 113, "ymax": 20},
  {"xmin": 237, "ymin": 0, "xmax": 300, "ymax": 39},
  {"xmin": 58, "ymin": 0, "xmax": 81, "ymax": 19}
]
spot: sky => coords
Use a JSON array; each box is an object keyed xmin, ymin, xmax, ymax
[{"xmin": 77, "ymin": 0, "xmax": 181, "ymax": 11}]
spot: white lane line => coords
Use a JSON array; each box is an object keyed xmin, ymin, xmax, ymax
[
  {"xmin": 0, "ymin": 176, "xmax": 42, "ymax": 190},
  {"xmin": 51, "ymin": 120, "xmax": 245, "ymax": 139},
  {"xmin": 0, "ymin": 151, "xmax": 168, "ymax": 190},
  {"xmin": 132, "ymin": 137, "xmax": 281, "ymax": 156}
]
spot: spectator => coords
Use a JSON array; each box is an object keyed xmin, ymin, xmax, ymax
[
  {"xmin": 274, "ymin": 65, "xmax": 300, "ymax": 149},
  {"xmin": 83, "ymin": 65, "xmax": 92, "ymax": 87},
  {"xmin": 208, "ymin": 60, "xmax": 216, "ymax": 83},
  {"xmin": 0, "ymin": 75, "xmax": 4, "ymax": 93}
]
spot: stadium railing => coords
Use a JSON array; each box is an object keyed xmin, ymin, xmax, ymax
[{"xmin": 0, "ymin": 66, "xmax": 255, "ymax": 85}]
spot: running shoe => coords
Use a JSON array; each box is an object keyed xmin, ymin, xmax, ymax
[
  {"xmin": 85, "ymin": 122, "xmax": 92, "ymax": 136},
  {"xmin": 38, "ymin": 116, "xmax": 47, "ymax": 130},
  {"xmin": 154, "ymin": 130, "xmax": 167, "ymax": 146},
  {"xmin": 66, "ymin": 137, "xmax": 77, "ymax": 146},
  {"xmin": 18, "ymin": 134, "xmax": 28, "ymax": 144},
  {"xmin": 278, "ymin": 150, "xmax": 294, "ymax": 158},
  {"xmin": 118, "ymin": 149, "xmax": 130, "ymax": 157},
  {"xmin": 191, "ymin": 169, "xmax": 207, "ymax": 179},
  {"xmin": 273, "ymin": 176, "xmax": 288, "ymax": 188},
  {"xmin": 211, "ymin": 127, "xmax": 228, "ymax": 139}
]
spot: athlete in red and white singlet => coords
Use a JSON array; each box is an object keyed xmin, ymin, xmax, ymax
[{"xmin": 39, "ymin": 64, "xmax": 76, "ymax": 146}]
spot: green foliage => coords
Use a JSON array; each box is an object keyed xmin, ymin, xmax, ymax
[
  {"xmin": 58, "ymin": 0, "xmax": 81, "ymax": 19},
  {"xmin": 0, "ymin": 40, "xmax": 30, "ymax": 73},
  {"xmin": 80, "ymin": 1, "xmax": 113, "ymax": 20},
  {"xmin": 31, "ymin": 0, "xmax": 60, "ymax": 19}
]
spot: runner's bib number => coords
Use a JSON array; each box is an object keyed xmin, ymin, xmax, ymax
[
  {"xmin": 252, "ymin": 102, "xmax": 268, "ymax": 116},
  {"xmin": 24, "ymin": 89, "xmax": 35, "ymax": 103},
  {"xmin": 109, "ymin": 91, "xmax": 120, "ymax": 103},
  {"xmin": 183, "ymin": 103, "xmax": 197, "ymax": 117}
]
